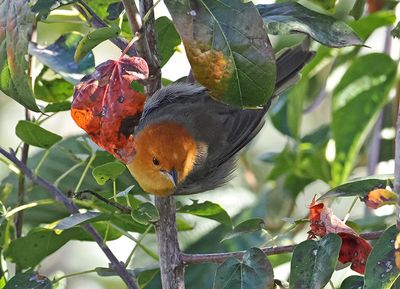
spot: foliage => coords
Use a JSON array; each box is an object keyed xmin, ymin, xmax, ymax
[{"xmin": 0, "ymin": 0, "xmax": 399, "ymax": 288}]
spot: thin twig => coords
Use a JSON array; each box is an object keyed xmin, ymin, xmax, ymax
[
  {"xmin": 74, "ymin": 190, "xmax": 131, "ymax": 214},
  {"xmin": 0, "ymin": 147, "xmax": 139, "ymax": 289},
  {"xmin": 181, "ymin": 231, "xmax": 383, "ymax": 265}
]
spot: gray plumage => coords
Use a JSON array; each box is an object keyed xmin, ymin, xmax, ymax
[{"xmin": 135, "ymin": 42, "xmax": 313, "ymax": 195}]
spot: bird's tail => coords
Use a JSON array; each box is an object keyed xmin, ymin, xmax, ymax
[{"xmin": 274, "ymin": 39, "xmax": 314, "ymax": 96}]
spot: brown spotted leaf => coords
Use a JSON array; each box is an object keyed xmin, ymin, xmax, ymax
[
  {"xmin": 164, "ymin": 0, "xmax": 276, "ymax": 108},
  {"xmin": 362, "ymin": 188, "xmax": 397, "ymax": 209},
  {"xmin": 71, "ymin": 56, "xmax": 148, "ymax": 163},
  {"xmin": 0, "ymin": 0, "xmax": 39, "ymax": 111}
]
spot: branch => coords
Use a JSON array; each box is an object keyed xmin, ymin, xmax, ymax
[
  {"xmin": 181, "ymin": 230, "xmax": 384, "ymax": 265},
  {"xmin": 76, "ymin": 0, "xmax": 137, "ymax": 56},
  {"xmin": 0, "ymin": 147, "xmax": 139, "ymax": 289}
]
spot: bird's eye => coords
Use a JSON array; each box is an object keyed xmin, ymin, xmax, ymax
[{"xmin": 152, "ymin": 157, "xmax": 160, "ymax": 166}]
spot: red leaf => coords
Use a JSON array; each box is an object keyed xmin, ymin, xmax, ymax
[
  {"xmin": 71, "ymin": 56, "xmax": 148, "ymax": 163},
  {"xmin": 361, "ymin": 188, "xmax": 397, "ymax": 209},
  {"xmin": 338, "ymin": 232, "xmax": 372, "ymax": 274}
]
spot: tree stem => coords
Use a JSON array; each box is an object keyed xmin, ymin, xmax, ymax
[
  {"xmin": 155, "ymin": 196, "xmax": 185, "ymax": 289},
  {"xmin": 396, "ymin": 100, "xmax": 400, "ymax": 230}
]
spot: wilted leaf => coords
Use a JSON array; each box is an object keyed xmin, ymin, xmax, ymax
[
  {"xmin": 340, "ymin": 275, "xmax": 364, "ymax": 289},
  {"xmin": 0, "ymin": 0, "xmax": 39, "ymax": 112},
  {"xmin": 289, "ymin": 234, "xmax": 341, "ymax": 289},
  {"xmin": 320, "ymin": 176, "xmax": 392, "ymax": 199},
  {"xmin": 213, "ymin": 248, "xmax": 274, "ymax": 289},
  {"xmin": 222, "ymin": 218, "xmax": 265, "ymax": 242},
  {"xmin": 364, "ymin": 225, "xmax": 400, "ymax": 289},
  {"xmin": 71, "ymin": 55, "xmax": 148, "ymax": 163},
  {"xmin": 4, "ymin": 272, "xmax": 52, "ymax": 289},
  {"xmin": 257, "ymin": 2, "xmax": 362, "ymax": 47},
  {"xmin": 15, "ymin": 121, "xmax": 62, "ymax": 149},
  {"xmin": 29, "ymin": 33, "xmax": 95, "ymax": 84},
  {"xmin": 367, "ymin": 0, "xmax": 385, "ymax": 12},
  {"xmin": 92, "ymin": 161, "xmax": 126, "ymax": 185},
  {"xmin": 31, "ymin": 0, "xmax": 79, "ymax": 19},
  {"xmin": 131, "ymin": 202, "xmax": 159, "ymax": 225},
  {"xmin": 164, "ymin": 0, "xmax": 276, "ymax": 107},
  {"xmin": 55, "ymin": 211, "xmax": 101, "ymax": 230},
  {"xmin": 332, "ymin": 53, "xmax": 397, "ymax": 185},
  {"xmin": 75, "ymin": 26, "xmax": 120, "ymax": 62},
  {"xmin": 308, "ymin": 197, "xmax": 372, "ymax": 274},
  {"xmin": 361, "ymin": 188, "xmax": 397, "ymax": 209},
  {"xmin": 156, "ymin": 16, "xmax": 181, "ymax": 67},
  {"xmin": 177, "ymin": 200, "xmax": 232, "ymax": 226}
]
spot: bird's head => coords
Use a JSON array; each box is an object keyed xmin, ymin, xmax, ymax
[{"xmin": 127, "ymin": 122, "xmax": 199, "ymax": 196}]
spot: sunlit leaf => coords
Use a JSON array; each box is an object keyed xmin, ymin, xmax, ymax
[
  {"xmin": 31, "ymin": 0, "xmax": 78, "ymax": 19},
  {"xmin": 15, "ymin": 121, "xmax": 62, "ymax": 149},
  {"xmin": 332, "ymin": 53, "xmax": 396, "ymax": 185},
  {"xmin": 156, "ymin": 16, "xmax": 181, "ymax": 67},
  {"xmin": 164, "ymin": 0, "xmax": 276, "ymax": 107},
  {"xmin": 177, "ymin": 200, "xmax": 232, "ymax": 226},
  {"xmin": 213, "ymin": 248, "xmax": 274, "ymax": 289},
  {"xmin": 44, "ymin": 101, "xmax": 72, "ymax": 112},
  {"xmin": 289, "ymin": 234, "xmax": 341, "ymax": 289},
  {"xmin": 350, "ymin": 10, "xmax": 396, "ymax": 40},
  {"xmin": 364, "ymin": 225, "xmax": 400, "ymax": 289},
  {"xmin": 34, "ymin": 68, "xmax": 74, "ymax": 103},
  {"xmin": 0, "ymin": 0, "xmax": 39, "ymax": 112},
  {"xmin": 257, "ymin": 2, "xmax": 362, "ymax": 47},
  {"xmin": 75, "ymin": 26, "xmax": 120, "ymax": 62},
  {"xmin": 29, "ymin": 33, "xmax": 95, "ymax": 84},
  {"xmin": 92, "ymin": 161, "xmax": 126, "ymax": 185},
  {"xmin": 55, "ymin": 211, "xmax": 101, "ymax": 230},
  {"xmin": 4, "ymin": 272, "xmax": 52, "ymax": 289}
]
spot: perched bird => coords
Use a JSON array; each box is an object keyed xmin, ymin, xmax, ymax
[{"xmin": 127, "ymin": 43, "xmax": 313, "ymax": 196}]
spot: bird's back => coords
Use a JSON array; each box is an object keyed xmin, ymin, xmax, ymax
[{"xmin": 135, "ymin": 42, "xmax": 313, "ymax": 195}]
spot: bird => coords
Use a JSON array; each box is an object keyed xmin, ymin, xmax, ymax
[{"xmin": 127, "ymin": 42, "xmax": 314, "ymax": 196}]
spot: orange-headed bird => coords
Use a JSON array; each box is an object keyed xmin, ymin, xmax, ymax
[{"xmin": 127, "ymin": 43, "xmax": 313, "ymax": 196}]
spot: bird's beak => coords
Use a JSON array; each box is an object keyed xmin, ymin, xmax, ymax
[{"xmin": 163, "ymin": 169, "xmax": 178, "ymax": 187}]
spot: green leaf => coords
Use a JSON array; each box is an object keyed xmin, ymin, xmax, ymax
[
  {"xmin": 340, "ymin": 275, "xmax": 364, "ymax": 289},
  {"xmin": 177, "ymin": 200, "xmax": 232, "ymax": 226},
  {"xmin": 29, "ymin": 33, "xmax": 95, "ymax": 84},
  {"xmin": 332, "ymin": 53, "xmax": 397, "ymax": 185},
  {"xmin": 31, "ymin": 0, "xmax": 78, "ymax": 19},
  {"xmin": 392, "ymin": 21, "xmax": 400, "ymax": 39},
  {"xmin": 107, "ymin": 2, "xmax": 125, "ymax": 20},
  {"xmin": 0, "ymin": 0, "xmax": 40, "ymax": 112},
  {"xmin": 4, "ymin": 226, "xmax": 121, "ymax": 269},
  {"xmin": 320, "ymin": 176, "xmax": 392, "ymax": 199},
  {"xmin": 289, "ymin": 234, "xmax": 342, "ymax": 289},
  {"xmin": 15, "ymin": 121, "xmax": 62, "ymax": 149},
  {"xmin": 308, "ymin": 0, "xmax": 336, "ymax": 11},
  {"xmin": 131, "ymin": 202, "xmax": 160, "ymax": 225},
  {"xmin": 138, "ymin": 269, "xmax": 159, "ymax": 289},
  {"xmin": 92, "ymin": 161, "xmax": 126, "ymax": 185},
  {"xmin": 4, "ymin": 272, "xmax": 52, "ymax": 289},
  {"xmin": 364, "ymin": 225, "xmax": 399, "ymax": 289},
  {"xmin": 350, "ymin": 11, "xmax": 396, "ymax": 40},
  {"xmin": 213, "ymin": 247, "xmax": 274, "ymax": 289},
  {"xmin": 257, "ymin": 2, "xmax": 362, "ymax": 47},
  {"xmin": 350, "ymin": 0, "xmax": 366, "ymax": 20},
  {"xmin": 164, "ymin": 0, "xmax": 276, "ymax": 108},
  {"xmin": 34, "ymin": 69, "xmax": 74, "ymax": 103},
  {"xmin": 75, "ymin": 26, "xmax": 120, "ymax": 62},
  {"xmin": 55, "ymin": 211, "xmax": 101, "ymax": 230},
  {"xmin": 44, "ymin": 101, "xmax": 72, "ymax": 112},
  {"xmin": 222, "ymin": 218, "xmax": 265, "ymax": 242},
  {"xmin": 156, "ymin": 16, "xmax": 181, "ymax": 67}
]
